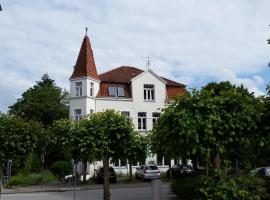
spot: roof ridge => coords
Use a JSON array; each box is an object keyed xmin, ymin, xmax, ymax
[{"xmin": 99, "ymin": 66, "xmax": 144, "ymax": 76}]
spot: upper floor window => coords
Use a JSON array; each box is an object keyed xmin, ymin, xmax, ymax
[
  {"xmin": 74, "ymin": 109, "xmax": 82, "ymax": 122},
  {"xmin": 75, "ymin": 81, "xmax": 82, "ymax": 97},
  {"xmin": 138, "ymin": 112, "xmax": 147, "ymax": 131},
  {"xmin": 144, "ymin": 84, "xmax": 155, "ymax": 101},
  {"xmin": 90, "ymin": 82, "xmax": 94, "ymax": 97},
  {"xmin": 108, "ymin": 86, "xmax": 116, "ymax": 96},
  {"xmin": 108, "ymin": 86, "xmax": 125, "ymax": 97},
  {"xmin": 152, "ymin": 112, "xmax": 160, "ymax": 125},
  {"xmin": 117, "ymin": 86, "xmax": 124, "ymax": 97}
]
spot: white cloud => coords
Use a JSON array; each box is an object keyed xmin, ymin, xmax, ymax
[
  {"xmin": 0, "ymin": 0, "xmax": 270, "ymax": 111},
  {"xmin": 216, "ymin": 69, "xmax": 265, "ymax": 96}
]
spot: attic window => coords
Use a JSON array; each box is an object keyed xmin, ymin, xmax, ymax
[
  {"xmin": 108, "ymin": 86, "xmax": 116, "ymax": 96},
  {"xmin": 108, "ymin": 86, "xmax": 125, "ymax": 97},
  {"xmin": 117, "ymin": 87, "xmax": 124, "ymax": 97}
]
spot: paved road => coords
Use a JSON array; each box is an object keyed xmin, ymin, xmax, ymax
[{"xmin": 1, "ymin": 184, "xmax": 177, "ymax": 200}]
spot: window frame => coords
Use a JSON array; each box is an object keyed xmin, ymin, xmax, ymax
[
  {"xmin": 75, "ymin": 81, "xmax": 82, "ymax": 97},
  {"xmin": 108, "ymin": 85, "xmax": 125, "ymax": 97},
  {"xmin": 152, "ymin": 112, "xmax": 160, "ymax": 125},
  {"xmin": 90, "ymin": 82, "xmax": 94, "ymax": 97},
  {"xmin": 108, "ymin": 86, "xmax": 116, "ymax": 96},
  {"xmin": 74, "ymin": 109, "xmax": 82, "ymax": 122},
  {"xmin": 138, "ymin": 112, "xmax": 147, "ymax": 131},
  {"xmin": 144, "ymin": 84, "xmax": 155, "ymax": 101}
]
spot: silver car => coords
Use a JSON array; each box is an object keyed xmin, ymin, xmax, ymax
[{"xmin": 135, "ymin": 165, "xmax": 160, "ymax": 181}]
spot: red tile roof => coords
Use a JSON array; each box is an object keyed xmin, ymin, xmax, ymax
[
  {"xmin": 166, "ymin": 86, "xmax": 186, "ymax": 100},
  {"xmin": 96, "ymin": 66, "xmax": 186, "ymax": 100},
  {"xmin": 70, "ymin": 36, "xmax": 99, "ymax": 79},
  {"xmin": 99, "ymin": 66, "xmax": 143, "ymax": 83}
]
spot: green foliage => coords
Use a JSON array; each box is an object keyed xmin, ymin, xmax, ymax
[
  {"xmin": 9, "ymin": 74, "xmax": 69, "ymax": 126},
  {"xmin": 7, "ymin": 170, "xmax": 56, "ymax": 187},
  {"xmin": 126, "ymin": 132, "xmax": 149, "ymax": 165},
  {"xmin": 199, "ymin": 176, "xmax": 268, "ymax": 200},
  {"xmin": 151, "ymin": 81, "xmax": 260, "ymax": 168},
  {"xmin": 172, "ymin": 176, "xmax": 269, "ymax": 200},
  {"xmin": 50, "ymin": 160, "xmax": 72, "ymax": 178},
  {"xmin": 0, "ymin": 113, "xmax": 40, "ymax": 162},
  {"xmin": 171, "ymin": 177, "xmax": 204, "ymax": 200}
]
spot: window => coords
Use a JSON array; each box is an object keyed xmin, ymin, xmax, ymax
[
  {"xmin": 75, "ymin": 81, "xmax": 82, "ymax": 96},
  {"xmin": 152, "ymin": 112, "xmax": 160, "ymax": 125},
  {"xmin": 108, "ymin": 86, "xmax": 125, "ymax": 97},
  {"xmin": 90, "ymin": 109, "xmax": 94, "ymax": 115},
  {"xmin": 90, "ymin": 82, "xmax": 94, "ymax": 97},
  {"xmin": 144, "ymin": 84, "xmax": 155, "ymax": 101},
  {"xmin": 121, "ymin": 111, "xmax": 130, "ymax": 118},
  {"xmin": 117, "ymin": 86, "xmax": 124, "ymax": 97},
  {"xmin": 108, "ymin": 86, "xmax": 116, "ymax": 96},
  {"xmin": 138, "ymin": 112, "xmax": 147, "ymax": 131},
  {"xmin": 74, "ymin": 109, "xmax": 82, "ymax": 122}
]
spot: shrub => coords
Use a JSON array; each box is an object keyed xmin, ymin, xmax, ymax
[
  {"xmin": 50, "ymin": 160, "xmax": 72, "ymax": 179},
  {"xmin": 8, "ymin": 170, "xmax": 56, "ymax": 186},
  {"xmin": 171, "ymin": 175, "xmax": 269, "ymax": 200}
]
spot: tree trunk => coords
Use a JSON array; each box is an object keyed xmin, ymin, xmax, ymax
[
  {"xmin": 103, "ymin": 155, "xmax": 110, "ymax": 200},
  {"xmin": 129, "ymin": 162, "xmax": 132, "ymax": 180},
  {"xmin": 83, "ymin": 161, "xmax": 87, "ymax": 183},
  {"xmin": 0, "ymin": 160, "xmax": 3, "ymax": 198},
  {"xmin": 168, "ymin": 161, "xmax": 172, "ymax": 180},
  {"xmin": 213, "ymin": 153, "xmax": 220, "ymax": 169},
  {"xmin": 236, "ymin": 159, "xmax": 240, "ymax": 175}
]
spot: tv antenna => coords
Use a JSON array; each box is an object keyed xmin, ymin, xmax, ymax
[{"xmin": 141, "ymin": 56, "xmax": 159, "ymax": 70}]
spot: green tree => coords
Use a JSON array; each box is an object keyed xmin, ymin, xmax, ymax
[
  {"xmin": 88, "ymin": 110, "xmax": 134, "ymax": 200},
  {"xmin": 9, "ymin": 74, "xmax": 69, "ymax": 126},
  {"xmin": 125, "ymin": 132, "xmax": 149, "ymax": 180},
  {"xmin": 151, "ymin": 81, "xmax": 260, "ymax": 172},
  {"xmin": 0, "ymin": 114, "xmax": 41, "ymax": 194}
]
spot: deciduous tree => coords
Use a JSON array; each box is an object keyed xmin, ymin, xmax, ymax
[
  {"xmin": 0, "ymin": 114, "xmax": 41, "ymax": 194},
  {"xmin": 9, "ymin": 74, "xmax": 69, "ymax": 126}
]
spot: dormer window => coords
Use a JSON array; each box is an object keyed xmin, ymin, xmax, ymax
[
  {"xmin": 144, "ymin": 84, "xmax": 155, "ymax": 101},
  {"xmin": 75, "ymin": 81, "xmax": 82, "ymax": 96},
  {"xmin": 108, "ymin": 86, "xmax": 125, "ymax": 97},
  {"xmin": 117, "ymin": 86, "xmax": 124, "ymax": 97},
  {"xmin": 108, "ymin": 86, "xmax": 116, "ymax": 96}
]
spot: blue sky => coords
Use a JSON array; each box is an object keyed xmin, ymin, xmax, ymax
[{"xmin": 0, "ymin": 0, "xmax": 270, "ymax": 112}]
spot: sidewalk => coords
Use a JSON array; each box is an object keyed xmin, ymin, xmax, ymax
[{"xmin": 2, "ymin": 181, "xmax": 159, "ymax": 194}]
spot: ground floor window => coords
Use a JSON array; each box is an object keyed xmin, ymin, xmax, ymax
[
  {"xmin": 74, "ymin": 109, "xmax": 82, "ymax": 122},
  {"xmin": 138, "ymin": 112, "xmax": 147, "ymax": 131}
]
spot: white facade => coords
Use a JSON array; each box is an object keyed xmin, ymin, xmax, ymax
[
  {"xmin": 70, "ymin": 69, "xmax": 168, "ymax": 132},
  {"xmin": 69, "ymin": 69, "xmax": 179, "ymax": 175}
]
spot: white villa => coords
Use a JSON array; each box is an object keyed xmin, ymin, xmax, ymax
[{"xmin": 69, "ymin": 33, "xmax": 186, "ymax": 175}]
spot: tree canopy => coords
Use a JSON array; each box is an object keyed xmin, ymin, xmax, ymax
[
  {"xmin": 9, "ymin": 74, "xmax": 69, "ymax": 126},
  {"xmin": 151, "ymin": 81, "xmax": 261, "ymax": 169},
  {"xmin": 0, "ymin": 113, "xmax": 41, "ymax": 193}
]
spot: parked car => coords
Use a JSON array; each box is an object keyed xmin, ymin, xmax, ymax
[
  {"xmin": 94, "ymin": 167, "xmax": 117, "ymax": 183},
  {"xmin": 64, "ymin": 174, "xmax": 91, "ymax": 184},
  {"xmin": 249, "ymin": 167, "xmax": 270, "ymax": 177},
  {"xmin": 135, "ymin": 165, "xmax": 160, "ymax": 181},
  {"xmin": 167, "ymin": 164, "xmax": 194, "ymax": 178}
]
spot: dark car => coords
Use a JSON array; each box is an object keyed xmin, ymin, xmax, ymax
[
  {"xmin": 249, "ymin": 167, "xmax": 270, "ymax": 177},
  {"xmin": 94, "ymin": 167, "xmax": 117, "ymax": 183},
  {"xmin": 167, "ymin": 164, "xmax": 193, "ymax": 178}
]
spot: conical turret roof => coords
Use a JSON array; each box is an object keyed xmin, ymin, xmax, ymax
[{"xmin": 70, "ymin": 35, "xmax": 99, "ymax": 79}]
